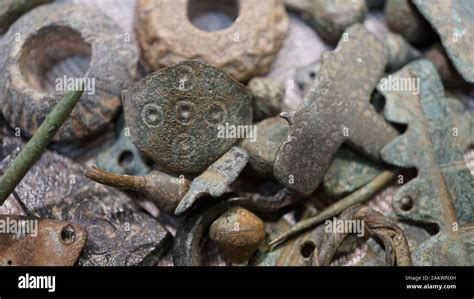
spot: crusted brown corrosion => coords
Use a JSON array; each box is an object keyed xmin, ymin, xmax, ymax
[
  {"xmin": 0, "ymin": 3, "xmax": 138, "ymax": 142},
  {"xmin": 209, "ymin": 206, "xmax": 265, "ymax": 265},
  {"xmin": 0, "ymin": 138, "xmax": 170, "ymax": 266},
  {"xmin": 413, "ymin": 0, "xmax": 474, "ymax": 83},
  {"xmin": 123, "ymin": 61, "xmax": 252, "ymax": 174},
  {"xmin": 312, "ymin": 205, "xmax": 412, "ymax": 266},
  {"xmin": 273, "ymin": 24, "xmax": 398, "ymax": 195},
  {"xmin": 134, "ymin": 0, "xmax": 289, "ymax": 82},
  {"xmin": 0, "ymin": 215, "xmax": 87, "ymax": 266}
]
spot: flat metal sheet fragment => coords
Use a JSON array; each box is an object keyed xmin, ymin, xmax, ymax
[
  {"xmin": 0, "ymin": 138, "xmax": 171, "ymax": 266},
  {"xmin": 274, "ymin": 24, "xmax": 397, "ymax": 195},
  {"xmin": 0, "ymin": 215, "xmax": 87, "ymax": 266},
  {"xmin": 175, "ymin": 146, "xmax": 248, "ymax": 215},
  {"xmin": 413, "ymin": 0, "xmax": 474, "ymax": 83}
]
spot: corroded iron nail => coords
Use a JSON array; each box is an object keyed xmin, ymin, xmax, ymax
[
  {"xmin": 269, "ymin": 169, "xmax": 398, "ymax": 248},
  {"xmin": 85, "ymin": 166, "xmax": 190, "ymax": 214},
  {"xmin": 174, "ymin": 146, "xmax": 248, "ymax": 215},
  {"xmin": 0, "ymin": 89, "xmax": 83, "ymax": 204},
  {"xmin": 209, "ymin": 206, "xmax": 265, "ymax": 265},
  {"xmin": 0, "ymin": 215, "xmax": 87, "ymax": 266},
  {"xmin": 273, "ymin": 24, "xmax": 398, "ymax": 195}
]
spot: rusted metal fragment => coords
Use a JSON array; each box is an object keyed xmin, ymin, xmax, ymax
[
  {"xmin": 284, "ymin": 0, "xmax": 367, "ymax": 44},
  {"xmin": 209, "ymin": 207, "xmax": 265, "ymax": 265},
  {"xmin": 135, "ymin": 0, "xmax": 288, "ymax": 82},
  {"xmin": 384, "ymin": 0, "xmax": 435, "ymax": 45},
  {"xmin": 0, "ymin": 137, "xmax": 171, "ymax": 266},
  {"xmin": 96, "ymin": 115, "xmax": 150, "ymax": 176},
  {"xmin": 248, "ymin": 78, "xmax": 285, "ymax": 122},
  {"xmin": 175, "ymin": 146, "xmax": 248, "ymax": 215},
  {"xmin": 323, "ymin": 146, "xmax": 384, "ymax": 197},
  {"xmin": 123, "ymin": 61, "xmax": 252, "ymax": 174},
  {"xmin": 274, "ymin": 24, "xmax": 397, "ymax": 195},
  {"xmin": 85, "ymin": 167, "xmax": 190, "ymax": 215},
  {"xmin": 0, "ymin": 0, "xmax": 52, "ymax": 33},
  {"xmin": 413, "ymin": 0, "xmax": 474, "ymax": 83},
  {"xmin": 413, "ymin": 225, "xmax": 474, "ymax": 266},
  {"xmin": 379, "ymin": 59, "xmax": 474, "ymax": 265},
  {"xmin": 313, "ymin": 205, "xmax": 412, "ymax": 266},
  {"xmin": 0, "ymin": 3, "xmax": 138, "ymax": 142},
  {"xmin": 0, "ymin": 215, "xmax": 87, "ymax": 266},
  {"xmin": 379, "ymin": 59, "xmax": 474, "ymax": 230}
]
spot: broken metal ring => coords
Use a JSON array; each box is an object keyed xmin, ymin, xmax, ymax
[
  {"xmin": 0, "ymin": 3, "xmax": 138, "ymax": 142},
  {"xmin": 134, "ymin": 0, "xmax": 289, "ymax": 82}
]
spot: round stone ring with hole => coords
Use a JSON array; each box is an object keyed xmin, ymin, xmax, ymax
[
  {"xmin": 134, "ymin": 0, "xmax": 289, "ymax": 82},
  {"xmin": 0, "ymin": 3, "xmax": 138, "ymax": 142}
]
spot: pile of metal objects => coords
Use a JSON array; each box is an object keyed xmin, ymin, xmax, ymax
[{"xmin": 0, "ymin": 0, "xmax": 473, "ymax": 266}]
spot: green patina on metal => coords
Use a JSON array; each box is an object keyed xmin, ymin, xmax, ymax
[
  {"xmin": 413, "ymin": 0, "xmax": 474, "ymax": 83},
  {"xmin": 379, "ymin": 59, "xmax": 474, "ymax": 265},
  {"xmin": 96, "ymin": 115, "xmax": 151, "ymax": 176}
]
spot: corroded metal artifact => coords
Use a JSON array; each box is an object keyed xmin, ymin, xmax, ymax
[
  {"xmin": 96, "ymin": 115, "xmax": 151, "ymax": 176},
  {"xmin": 209, "ymin": 206, "xmax": 265, "ymax": 265},
  {"xmin": 379, "ymin": 59, "xmax": 474, "ymax": 265},
  {"xmin": 134, "ymin": 0, "xmax": 289, "ymax": 81},
  {"xmin": 85, "ymin": 166, "xmax": 191, "ymax": 215},
  {"xmin": 0, "ymin": 3, "xmax": 138, "ymax": 142},
  {"xmin": 0, "ymin": 215, "xmax": 87, "ymax": 266},
  {"xmin": 0, "ymin": 138, "xmax": 171, "ymax": 266},
  {"xmin": 175, "ymin": 146, "xmax": 248, "ymax": 215},
  {"xmin": 273, "ymin": 24, "xmax": 398, "ymax": 195},
  {"xmin": 123, "ymin": 61, "xmax": 252, "ymax": 174},
  {"xmin": 413, "ymin": 0, "xmax": 474, "ymax": 83},
  {"xmin": 312, "ymin": 205, "xmax": 412, "ymax": 266}
]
